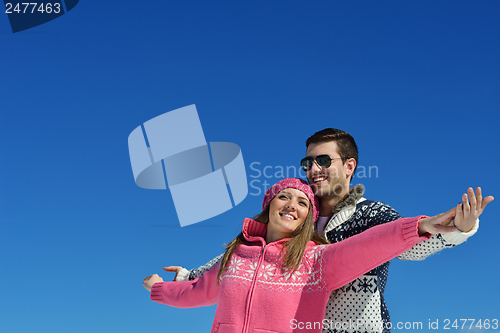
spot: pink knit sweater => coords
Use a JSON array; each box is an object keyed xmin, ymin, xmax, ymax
[{"xmin": 151, "ymin": 216, "xmax": 430, "ymax": 333}]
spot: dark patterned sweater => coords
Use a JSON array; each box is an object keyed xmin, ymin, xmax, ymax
[
  {"xmin": 321, "ymin": 198, "xmax": 452, "ymax": 333},
  {"xmin": 182, "ymin": 185, "xmax": 478, "ymax": 333}
]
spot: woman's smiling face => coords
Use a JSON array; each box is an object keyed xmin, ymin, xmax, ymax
[{"xmin": 266, "ymin": 188, "xmax": 310, "ymax": 242}]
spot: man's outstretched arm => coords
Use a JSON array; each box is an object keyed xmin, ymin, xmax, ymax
[
  {"xmin": 398, "ymin": 187, "xmax": 493, "ymax": 261},
  {"xmin": 164, "ymin": 253, "xmax": 224, "ymax": 281}
]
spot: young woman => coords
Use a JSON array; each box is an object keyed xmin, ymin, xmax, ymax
[{"xmin": 143, "ymin": 178, "xmax": 485, "ymax": 333}]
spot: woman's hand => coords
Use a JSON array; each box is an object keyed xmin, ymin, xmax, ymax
[
  {"xmin": 454, "ymin": 187, "xmax": 494, "ymax": 232},
  {"xmin": 418, "ymin": 208, "xmax": 457, "ymax": 235},
  {"xmin": 418, "ymin": 187, "xmax": 494, "ymax": 236},
  {"xmin": 143, "ymin": 274, "xmax": 164, "ymax": 292}
]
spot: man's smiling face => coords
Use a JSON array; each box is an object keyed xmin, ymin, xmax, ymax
[{"xmin": 305, "ymin": 141, "xmax": 350, "ymax": 198}]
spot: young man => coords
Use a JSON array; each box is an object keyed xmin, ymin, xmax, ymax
[{"xmin": 166, "ymin": 128, "xmax": 493, "ymax": 333}]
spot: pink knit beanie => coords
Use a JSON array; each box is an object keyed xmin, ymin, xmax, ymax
[{"xmin": 262, "ymin": 178, "xmax": 319, "ymax": 222}]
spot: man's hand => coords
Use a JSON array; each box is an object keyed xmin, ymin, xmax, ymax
[
  {"xmin": 163, "ymin": 266, "xmax": 185, "ymax": 281},
  {"xmin": 454, "ymin": 187, "xmax": 494, "ymax": 232},
  {"xmin": 143, "ymin": 274, "xmax": 164, "ymax": 292}
]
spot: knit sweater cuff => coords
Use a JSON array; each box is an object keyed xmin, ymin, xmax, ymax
[
  {"xmin": 441, "ymin": 218, "xmax": 479, "ymax": 245},
  {"xmin": 174, "ymin": 268, "xmax": 190, "ymax": 281},
  {"xmin": 401, "ymin": 216, "xmax": 431, "ymax": 244},
  {"xmin": 150, "ymin": 282, "xmax": 166, "ymax": 303}
]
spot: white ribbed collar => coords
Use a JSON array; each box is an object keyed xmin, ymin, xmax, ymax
[{"xmin": 323, "ymin": 197, "xmax": 365, "ymax": 235}]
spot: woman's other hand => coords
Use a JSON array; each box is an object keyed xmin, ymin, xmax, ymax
[{"xmin": 143, "ymin": 274, "xmax": 164, "ymax": 292}]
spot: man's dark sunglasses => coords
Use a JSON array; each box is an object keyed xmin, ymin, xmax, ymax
[{"xmin": 300, "ymin": 155, "xmax": 343, "ymax": 171}]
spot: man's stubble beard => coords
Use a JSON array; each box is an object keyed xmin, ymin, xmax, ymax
[{"xmin": 314, "ymin": 176, "xmax": 346, "ymax": 199}]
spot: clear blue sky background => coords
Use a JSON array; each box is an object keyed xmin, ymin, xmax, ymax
[{"xmin": 1, "ymin": 1, "xmax": 499, "ymax": 332}]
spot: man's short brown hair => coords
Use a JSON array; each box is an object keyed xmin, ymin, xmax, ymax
[{"xmin": 306, "ymin": 128, "xmax": 359, "ymax": 179}]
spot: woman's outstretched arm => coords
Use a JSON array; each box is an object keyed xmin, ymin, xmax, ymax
[{"xmin": 143, "ymin": 263, "xmax": 221, "ymax": 308}]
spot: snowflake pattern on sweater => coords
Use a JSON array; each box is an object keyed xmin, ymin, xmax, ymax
[
  {"xmin": 186, "ymin": 192, "xmax": 474, "ymax": 333},
  {"xmin": 222, "ymin": 245, "xmax": 329, "ymax": 293},
  {"xmin": 322, "ymin": 199, "xmax": 453, "ymax": 333}
]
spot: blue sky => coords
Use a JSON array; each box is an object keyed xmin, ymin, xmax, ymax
[{"xmin": 1, "ymin": 1, "xmax": 499, "ymax": 332}]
